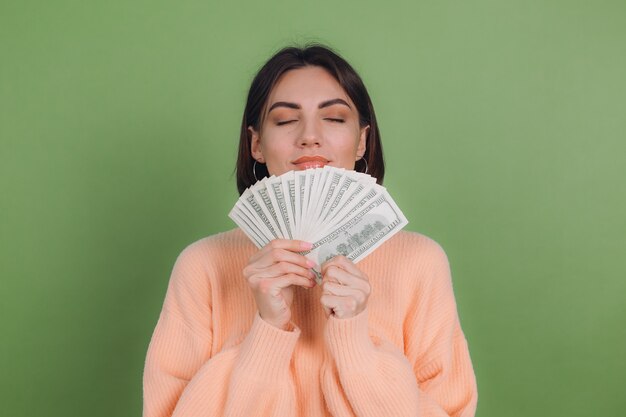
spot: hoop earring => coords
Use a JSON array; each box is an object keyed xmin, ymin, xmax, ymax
[
  {"xmin": 253, "ymin": 160, "xmax": 262, "ymax": 182},
  {"xmin": 359, "ymin": 157, "xmax": 368, "ymax": 175}
]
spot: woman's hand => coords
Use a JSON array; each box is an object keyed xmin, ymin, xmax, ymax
[
  {"xmin": 320, "ymin": 256, "xmax": 371, "ymax": 319},
  {"xmin": 243, "ymin": 239, "xmax": 317, "ymax": 330}
]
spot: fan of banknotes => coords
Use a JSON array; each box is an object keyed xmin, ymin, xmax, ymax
[{"xmin": 229, "ymin": 165, "xmax": 408, "ymax": 282}]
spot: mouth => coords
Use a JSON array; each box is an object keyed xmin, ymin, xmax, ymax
[{"xmin": 291, "ymin": 156, "xmax": 330, "ymax": 170}]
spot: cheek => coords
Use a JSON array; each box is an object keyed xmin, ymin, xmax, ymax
[
  {"xmin": 257, "ymin": 134, "xmax": 292, "ymax": 175},
  {"xmin": 330, "ymin": 138, "xmax": 361, "ymax": 166},
  {"xmin": 336, "ymin": 140, "xmax": 358, "ymax": 153},
  {"xmin": 331, "ymin": 128, "xmax": 362, "ymax": 152},
  {"xmin": 259, "ymin": 130, "xmax": 287, "ymax": 154}
]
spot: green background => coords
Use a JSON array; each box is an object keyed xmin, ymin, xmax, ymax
[{"xmin": 2, "ymin": 0, "xmax": 625, "ymax": 416}]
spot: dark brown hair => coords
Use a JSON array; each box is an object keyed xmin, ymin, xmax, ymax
[{"xmin": 236, "ymin": 44, "xmax": 384, "ymax": 195}]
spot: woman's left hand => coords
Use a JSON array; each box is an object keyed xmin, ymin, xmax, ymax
[{"xmin": 320, "ymin": 256, "xmax": 371, "ymax": 319}]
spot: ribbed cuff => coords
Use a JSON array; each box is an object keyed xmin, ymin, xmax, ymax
[
  {"xmin": 324, "ymin": 308, "xmax": 376, "ymax": 372},
  {"xmin": 236, "ymin": 313, "xmax": 301, "ymax": 381}
]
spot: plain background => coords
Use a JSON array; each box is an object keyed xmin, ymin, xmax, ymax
[{"xmin": 1, "ymin": 1, "xmax": 625, "ymax": 416}]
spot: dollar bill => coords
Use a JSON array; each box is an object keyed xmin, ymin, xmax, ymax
[
  {"xmin": 229, "ymin": 165, "xmax": 408, "ymax": 280},
  {"xmin": 266, "ymin": 176, "xmax": 293, "ymax": 239},
  {"xmin": 302, "ymin": 190, "xmax": 408, "ymax": 283}
]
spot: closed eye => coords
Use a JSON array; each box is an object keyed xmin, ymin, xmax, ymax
[
  {"xmin": 324, "ymin": 118, "xmax": 345, "ymax": 123},
  {"xmin": 276, "ymin": 120, "xmax": 297, "ymax": 126}
]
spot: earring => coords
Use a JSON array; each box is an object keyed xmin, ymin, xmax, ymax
[
  {"xmin": 358, "ymin": 156, "xmax": 368, "ymax": 175},
  {"xmin": 253, "ymin": 160, "xmax": 263, "ymax": 182}
]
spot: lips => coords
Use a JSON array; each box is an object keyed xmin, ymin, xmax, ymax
[{"xmin": 292, "ymin": 156, "xmax": 330, "ymax": 170}]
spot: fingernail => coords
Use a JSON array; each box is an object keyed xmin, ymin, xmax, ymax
[
  {"xmin": 301, "ymin": 241, "xmax": 313, "ymax": 250},
  {"xmin": 306, "ymin": 259, "xmax": 315, "ymax": 268}
]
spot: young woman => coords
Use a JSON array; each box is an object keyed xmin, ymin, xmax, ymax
[{"xmin": 143, "ymin": 45, "xmax": 477, "ymax": 417}]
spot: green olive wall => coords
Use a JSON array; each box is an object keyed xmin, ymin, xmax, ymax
[{"xmin": 1, "ymin": 1, "xmax": 625, "ymax": 416}]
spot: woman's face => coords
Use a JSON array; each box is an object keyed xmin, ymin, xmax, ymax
[{"xmin": 249, "ymin": 66, "xmax": 368, "ymax": 176}]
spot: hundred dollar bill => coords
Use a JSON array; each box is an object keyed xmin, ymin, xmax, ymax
[
  {"xmin": 319, "ymin": 167, "xmax": 376, "ymax": 228},
  {"xmin": 302, "ymin": 190, "xmax": 408, "ymax": 283},
  {"xmin": 280, "ymin": 172, "xmax": 297, "ymax": 238},
  {"xmin": 318, "ymin": 182, "xmax": 375, "ymax": 236},
  {"xmin": 242, "ymin": 187, "xmax": 281, "ymax": 239},
  {"xmin": 229, "ymin": 206, "xmax": 267, "ymax": 248},
  {"xmin": 313, "ymin": 174, "xmax": 360, "ymax": 233},
  {"xmin": 254, "ymin": 182, "xmax": 286, "ymax": 238},
  {"xmin": 300, "ymin": 169, "xmax": 316, "ymax": 233},
  {"xmin": 293, "ymin": 170, "xmax": 308, "ymax": 239},
  {"xmin": 304, "ymin": 168, "xmax": 344, "ymax": 237},
  {"xmin": 234, "ymin": 199, "xmax": 274, "ymax": 244},
  {"xmin": 266, "ymin": 176, "xmax": 293, "ymax": 239},
  {"xmin": 229, "ymin": 166, "xmax": 408, "ymax": 274},
  {"xmin": 301, "ymin": 168, "xmax": 332, "ymax": 238}
]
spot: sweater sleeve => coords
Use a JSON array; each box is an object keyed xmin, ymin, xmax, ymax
[
  {"xmin": 142, "ymin": 243, "xmax": 300, "ymax": 417},
  {"xmin": 321, "ymin": 239, "xmax": 477, "ymax": 417}
]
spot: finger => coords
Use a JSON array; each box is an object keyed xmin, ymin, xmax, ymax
[
  {"xmin": 254, "ymin": 274, "xmax": 316, "ymax": 294},
  {"xmin": 322, "ymin": 265, "xmax": 371, "ymax": 293},
  {"xmin": 322, "ymin": 281, "xmax": 366, "ymax": 299},
  {"xmin": 249, "ymin": 238, "xmax": 310, "ymax": 264},
  {"xmin": 262, "ymin": 239, "xmax": 313, "ymax": 254},
  {"xmin": 321, "ymin": 256, "xmax": 367, "ymax": 281},
  {"xmin": 257, "ymin": 262, "xmax": 316, "ymax": 280},
  {"xmin": 275, "ymin": 274, "xmax": 316, "ymax": 291},
  {"xmin": 252, "ymin": 247, "xmax": 316, "ymax": 270},
  {"xmin": 321, "ymin": 303, "xmax": 333, "ymax": 318},
  {"xmin": 320, "ymin": 294, "xmax": 357, "ymax": 319},
  {"xmin": 320, "ymin": 294, "xmax": 341, "ymax": 311}
]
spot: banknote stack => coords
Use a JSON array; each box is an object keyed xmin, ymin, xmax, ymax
[{"xmin": 229, "ymin": 166, "xmax": 408, "ymax": 282}]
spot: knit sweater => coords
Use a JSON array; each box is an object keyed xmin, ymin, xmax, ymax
[{"xmin": 143, "ymin": 228, "xmax": 477, "ymax": 417}]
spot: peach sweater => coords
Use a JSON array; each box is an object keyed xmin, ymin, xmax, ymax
[{"xmin": 143, "ymin": 229, "xmax": 477, "ymax": 417}]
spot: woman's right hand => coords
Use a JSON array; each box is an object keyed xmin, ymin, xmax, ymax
[{"xmin": 243, "ymin": 239, "xmax": 317, "ymax": 330}]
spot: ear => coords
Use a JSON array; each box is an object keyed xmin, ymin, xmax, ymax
[
  {"xmin": 248, "ymin": 126, "xmax": 265, "ymax": 163},
  {"xmin": 355, "ymin": 125, "xmax": 369, "ymax": 160}
]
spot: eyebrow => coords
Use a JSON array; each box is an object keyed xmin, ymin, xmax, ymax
[{"xmin": 267, "ymin": 98, "xmax": 352, "ymax": 113}]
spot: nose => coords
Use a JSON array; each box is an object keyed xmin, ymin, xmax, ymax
[{"xmin": 297, "ymin": 119, "xmax": 322, "ymax": 147}]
